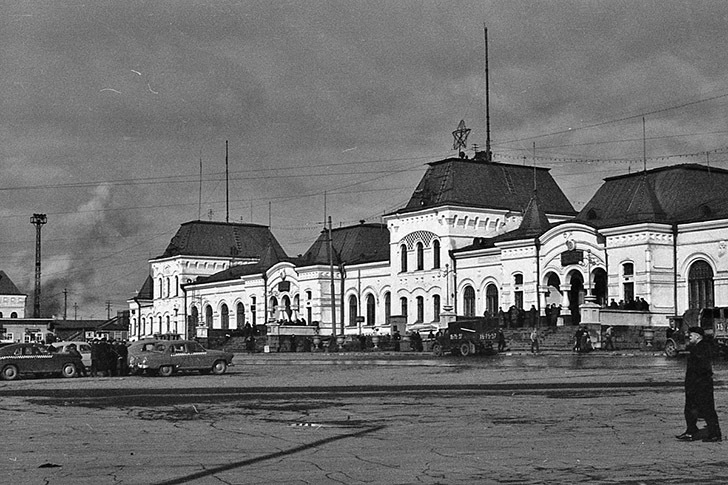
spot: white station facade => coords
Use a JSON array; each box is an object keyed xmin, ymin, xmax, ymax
[{"xmin": 128, "ymin": 150, "xmax": 728, "ymax": 341}]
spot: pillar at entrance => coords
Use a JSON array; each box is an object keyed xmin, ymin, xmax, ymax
[
  {"xmin": 439, "ymin": 305, "xmax": 456, "ymax": 330},
  {"xmin": 561, "ymin": 285, "xmax": 571, "ymax": 309},
  {"xmin": 580, "ymin": 300, "xmax": 602, "ymax": 348}
]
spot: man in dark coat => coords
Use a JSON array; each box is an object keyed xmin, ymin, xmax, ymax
[{"xmin": 676, "ymin": 327, "xmax": 722, "ymax": 442}]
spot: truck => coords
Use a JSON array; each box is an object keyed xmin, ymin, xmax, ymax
[
  {"xmin": 664, "ymin": 307, "xmax": 728, "ymax": 357},
  {"xmin": 431, "ymin": 318, "xmax": 499, "ymax": 357}
]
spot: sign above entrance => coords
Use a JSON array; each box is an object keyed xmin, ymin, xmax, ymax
[{"xmin": 561, "ymin": 249, "xmax": 584, "ymax": 266}]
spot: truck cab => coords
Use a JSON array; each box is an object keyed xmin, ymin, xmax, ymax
[
  {"xmin": 432, "ymin": 318, "xmax": 499, "ymax": 357},
  {"xmin": 665, "ymin": 307, "xmax": 728, "ymax": 357}
]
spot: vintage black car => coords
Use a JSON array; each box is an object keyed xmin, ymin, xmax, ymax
[{"xmin": 0, "ymin": 342, "xmax": 83, "ymax": 380}]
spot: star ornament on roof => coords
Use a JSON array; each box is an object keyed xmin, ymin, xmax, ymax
[{"xmin": 452, "ymin": 120, "xmax": 471, "ymax": 151}]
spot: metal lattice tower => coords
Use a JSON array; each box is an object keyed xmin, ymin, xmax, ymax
[{"xmin": 30, "ymin": 214, "xmax": 47, "ymax": 318}]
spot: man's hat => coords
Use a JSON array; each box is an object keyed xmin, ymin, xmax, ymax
[{"xmin": 688, "ymin": 326, "xmax": 705, "ymax": 337}]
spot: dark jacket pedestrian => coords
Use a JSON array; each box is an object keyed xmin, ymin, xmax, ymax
[
  {"xmin": 604, "ymin": 326, "xmax": 615, "ymax": 351},
  {"xmin": 90, "ymin": 339, "xmax": 100, "ymax": 376},
  {"xmin": 497, "ymin": 328, "xmax": 507, "ymax": 352},
  {"xmin": 393, "ymin": 329, "xmax": 401, "ymax": 351},
  {"xmin": 677, "ymin": 327, "xmax": 722, "ymax": 442},
  {"xmin": 573, "ymin": 328, "xmax": 583, "ymax": 352}
]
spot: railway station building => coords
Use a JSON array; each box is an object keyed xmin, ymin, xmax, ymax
[{"xmin": 127, "ymin": 151, "xmax": 728, "ymax": 342}]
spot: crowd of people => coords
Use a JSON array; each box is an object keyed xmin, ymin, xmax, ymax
[
  {"xmin": 608, "ymin": 297, "xmax": 650, "ymax": 311},
  {"xmin": 47, "ymin": 338, "xmax": 129, "ymax": 377}
]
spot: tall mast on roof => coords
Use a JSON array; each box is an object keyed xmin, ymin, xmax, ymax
[
  {"xmin": 225, "ymin": 140, "xmax": 230, "ymax": 223},
  {"xmin": 484, "ymin": 24, "xmax": 492, "ymax": 162}
]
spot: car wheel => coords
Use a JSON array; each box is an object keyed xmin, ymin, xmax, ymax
[
  {"xmin": 1, "ymin": 365, "xmax": 18, "ymax": 381},
  {"xmin": 158, "ymin": 365, "xmax": 173, "ymax": 377},
  {"xmin": 211, "ymin": 360, "xmax": 227, "ymax": 375},
  {"xmin": 61, "ymin": 363, "xmax": 77, "ymax": 378},
  {"xmin": 459, "ymin": 342, "xmax": 471, "ymax": 357},
  {"xmin": 432, "ymin": 343, "xmax": 443, "ymax": 357},
  {"xmin": 664, "ymin": 340, "xmax": 678, "ymax": 358}
]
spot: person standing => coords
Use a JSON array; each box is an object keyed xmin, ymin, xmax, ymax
[
  {"xmin": 676, "ymin": 327, "xmax": 722, "ymax": 442},
  {"xmin": 497, "ymin": 328, "xmax": 507, "ymax": 352},
  {"xmin": 604, "ymin": 326, "xmax": 615, "ymax": 351},
  {"xmin": 530, "ymin": 327, "xmax": 540, "ymax": 354},
  {"xmin": 392, "ymin": 328, "xmax": 401, "ymax": 351}
]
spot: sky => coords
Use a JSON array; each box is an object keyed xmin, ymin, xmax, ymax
[{"xmin": 2, "ymin": 0, "xmax": 728, "ymax": 319}]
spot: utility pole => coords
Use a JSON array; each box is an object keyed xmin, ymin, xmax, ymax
[
  {"xmin": 63, "ymin": 288, "xmax": 68, "ymax": 320},
  {"xmin": 30, "ymin": 214, "xmax": 47, "ymax": 318},
  {"xmin": 106, "ymin": 300, "xmax": 112, "ymax": 319},
  {"xmin": 73, "ymin": 303, "xmax": 78, "ymax": 320},
  {"xmin": 327, "ymin": 216, "xmax": 337, "ymax": 338}
]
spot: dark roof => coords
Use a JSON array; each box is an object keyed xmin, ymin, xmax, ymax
[
  {"xmin": 194, "ymin": 244, "xmax": 296, "ymax": 285},
  {"xmin": 157, "ymin": 220, "xmax": 288, "ymax": 260},
  {"xmin": 0, "ymin": 271, "xmax": 24, "ymax": 296},
  {"xmin": 577, "ymin": 164, "xmax": 728, "ymax": 227},
  {"xmin": 301, "ymin": 222, "xmax": 390, "ymax": 266},
  {"xmin": 454, "ymin": 193, "xmax": 553, "ymax": 253},
  {"xmin": 394, "ymin": 157, "xmax": 576, "ymax": 216},
  {"xmin": 50, "ymin": 319, "xmax": 108, "ymax": 330},
  {"xmin": 135, "ymin": 275, "xmax": 154, "ymax": 300}
]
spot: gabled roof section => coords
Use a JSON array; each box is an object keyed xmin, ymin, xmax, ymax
[
  {"xmin": 454, "ymin": 192, "xmax": 552, "ymax": 252},
  {"xmin": 625, "ymin": 174, "xmax": 666, "ymax": 222},
  {"xmin": 301, "ymin": 222, "xmax": 390, "ymax": 266},
  {"xmin": 157, "ymin": 220, "xmax": 288, "ymax": 260},
  {"xmin": 577, "ymin": 164, "xmax": 728, "ymax": 227},
  {"xmin": 0, "ymin": 271, "xmax": 24, "ymax": 296},
  {"xmin": 394, "ymin": 157, "xmax": 575, "ymax": 216},
  {"xmin": 512, "ymin": 192, "xmax": 552, "ymax": 239},
  {"xmin": 193, "ymin": 243, "xmax": 294, "ymax": 285},
  {"xmin": 135, "ymin": 275, "xmax": 154, "ymax": 300}
]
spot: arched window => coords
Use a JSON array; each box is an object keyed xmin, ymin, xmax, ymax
[
  {"xmin": 513, "ymin": 274, "xmax": 524, "ymax": 309},
  {"xmin": 416, "ymin": 242, "xmax": 424, "ymax": 270},
  {"xmin": 174, "ymin": 276, "xmax": 179, "ymax": 297},
  {"xmin": 433, "ymin": 295, "xmax": 440, "ymax": 321},
  {"xmin": 622, "ymin": 262, "xmax": 634, "ymax": 303},
  {"xmin": 366, "ymin": 294, "xmax": 376, "ymax": 326},
  {"xmin": 464, "ymin": 286, "xmax": 476, "ymax": 317},
  {"xmin": 400, "ymin": 297, "xmax": 408, "ymax": 318},
  {"xmin": 250, "ymin": 296, "xmax": 257, "ymax": 324},
  {"xmin": 165, "ymin": 315, "xmax": 171, "ymax": 333},
  {"xmin": 158, "ymin": 316, "xmax": 163, "ymax": 334},
  {"xmin": 433, "ymin": 240, "xmax": 441, "ymax": 269},
  {"xmin": 205, "ymin": 305, "xmax": 213, "ymax": 329},
  {"xmin": 384, "ymin": 292, "xmax": 391, "ymax": 324},
  {"xmin": 486, "ymin": 284, "xmax": 499, "ymax": 316},
  {"xmin": 220, "ymin": 303, "xmax": 229, "ymax": 330},
  {"xmin": 400, "ymin": 244, "xmax": 408, "ymax": 272},
  {"xmin": 282, "ymin": 295, "xmax": 291, "ymax": 320},
  {"xmin": 190, "ymin": 306, "xmax": 199, "ymax": 328},
  {"xmin": 416, "ymin": 296, "xmax": 424, "ymax": 322},
  {"xmin": 236, "ymin": 302, "xmax": 245, "ymax": 328},
  {"xmin": 166, "ymin": 278, "xmax": 170, "ymax": 298},
  {"xmin": 140, "ymin": 317, "xmax": 145, "ymax": 336},
  {"xmin": 348, "ymin": 295, "xmax": 358, "ymax": 326},
  {"xmin": 270, "ymin": 296, "xmax": 279, "ymax": 320},
  {"xmin": 689, "ymin": 260, "xmax": 714, "ymax": 309},
  {"xmin": 10, "ymin": 312, "xmax": 17, "ymax": 319}
]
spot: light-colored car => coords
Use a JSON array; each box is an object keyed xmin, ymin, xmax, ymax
[
  {"xmin": 127, "ymin": 339, "xmax": 233, "ymax": 377},
  {"xmin": 0, "ymin": 343, "xmax": 83, "ymax": 380},
  {"xmin": 51, "ymin": 341, "xmax": 92, "ymax": 368}
]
